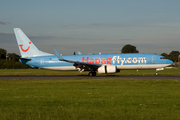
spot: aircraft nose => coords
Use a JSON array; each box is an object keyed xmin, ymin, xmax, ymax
[{"xmin": 167, "ymin": 59, "xmax": 173, "ymax": 65}]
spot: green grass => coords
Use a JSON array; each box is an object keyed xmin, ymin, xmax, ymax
[
  {"xmin": 0, "ymin": 79, "xmax": 180, "ymax": 120},
  {"xmin": 0, "ymin": 68, "xmax": 180, "ymax": 76}
]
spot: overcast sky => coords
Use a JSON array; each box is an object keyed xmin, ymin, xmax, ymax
[{"xmin": 0, "ymin": 0, "xmax": 180, "ymax": 55}]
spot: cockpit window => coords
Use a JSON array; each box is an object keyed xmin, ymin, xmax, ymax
[{"xmin": 160, "ymin": 57, "xmax": 166, "ymax": 59}]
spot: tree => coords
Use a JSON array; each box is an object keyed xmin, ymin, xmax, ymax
[
  {"xmin": 0, "ymin": 48, "xmax": 30, "ymax": 69},
  {"xmin": 0, "ymin": 48, "xmax": 7, "ymax": 59},
  {"xmin": 169, "ymin": 51, "xmax": 180, "ymax": 62},
  {"xmin": 8, "ymin": 53, "xmax": 20, "ymax": 61},
  {"xmin": 121, "ymin": 44, "xmax": 139, "ymax": 53},
  {"xmin": 161, "ymin": 53, "xmax": 169, "ymax": 59}
]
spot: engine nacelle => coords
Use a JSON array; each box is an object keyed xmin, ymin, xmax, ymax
[{"xmin": 98, "ymin": 65, "xmax": 120, "ymax": 74}]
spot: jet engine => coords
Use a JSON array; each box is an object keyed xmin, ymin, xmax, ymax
[{"xmin": 98, "ymin": 65, "xmax": 120, "ymax": 74}]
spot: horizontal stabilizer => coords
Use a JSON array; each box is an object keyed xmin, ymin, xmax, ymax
[
  {"xmin": 19, "ymin": 57, "xmax": 32, "ymax": 61},
  {"xmin": 7, "ymin": 54, "xmax": 31, "ymax": 61}
]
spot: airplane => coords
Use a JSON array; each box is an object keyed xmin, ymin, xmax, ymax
[{"xmin": 14, "ymin": 28, "xmax": 173, "ymax": 76}]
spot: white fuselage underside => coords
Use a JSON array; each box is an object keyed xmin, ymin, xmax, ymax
[{"xmin": 40, "ymin": 64, "xmax": 170, "ymax": 71}]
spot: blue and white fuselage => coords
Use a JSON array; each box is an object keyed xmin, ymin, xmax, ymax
[
  {"xmin": 20, "ymin": 53, "xmax": 172, "ymax": 70},
  {"xmin": 14, "ymin": 28, "xmax": 173, "ymax": 76}
]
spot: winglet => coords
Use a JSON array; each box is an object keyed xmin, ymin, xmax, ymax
[
  {"xmin": 78, "ymin": 51, "xmax": 82, "ymax": 55},
  {"xmin": 54, "ymin": 49, "xmax": 64, "ymax": 61}
]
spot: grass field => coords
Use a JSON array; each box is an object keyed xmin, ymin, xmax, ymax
[
  {"xmin": 0, "ymin": 78, "xmax": 180, "ymax": 120},
  {"xmin": 0, "ymin": 69, "xmax": 180, "ymax": 119},
  {"xmin": 0, "ymin": 68, "xmax": 180, "ymax": 76}
]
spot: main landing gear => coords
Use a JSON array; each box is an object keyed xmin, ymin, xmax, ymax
[{"xmin": 88, "ymin": 71, "xmax": 97, "ymax": 76}]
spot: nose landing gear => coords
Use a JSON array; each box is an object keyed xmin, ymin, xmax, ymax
[
  {"xmin": 155, "ymin": 72, "xmax": 159, "ymax": 76},
  {"xmin": 155, "ymin": 68, "xmax": 164, "ymax": 76}
]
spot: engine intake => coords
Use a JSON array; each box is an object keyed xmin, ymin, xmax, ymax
[{"xmin": 98, "ymin": 65, "xmax": 120, "ymax": 74}]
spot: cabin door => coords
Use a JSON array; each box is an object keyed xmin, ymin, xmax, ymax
[
  {"xmin": 152, "ymin": 56, "xmax": 156, "ymax": 63},
  {"xmin": 40, "ymin": 58, "xmax": 44, "ymax": 66}
]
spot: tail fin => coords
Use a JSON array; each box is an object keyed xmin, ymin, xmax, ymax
[{"xmin": 14, "ymin": 28, "xmax": 53, "ymax": 57}]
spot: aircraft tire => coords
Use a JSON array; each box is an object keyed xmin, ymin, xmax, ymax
[
  {"xmin": 92, "ymin": 72, "xmax": 96, "ymax": 76},
  {"xmin": 88, "ymin": 72, "xmax": 96, "ymax": 76},
  {"xmin": 88, "ymin": 72, "xmax": 93, "ymax": 76}
]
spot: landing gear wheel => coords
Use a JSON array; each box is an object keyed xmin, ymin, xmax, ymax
[
  {"xmin": 88, "ymin": 72, "xmax": 97, "ymax": 76},
  {"xmin": 155, "ymin": 72, "xmax": 159, "ymax": 76},
  {"xmin": 88, "ymin": 72, "xmax": 93, "ymax": 76},
  {"xmin": 92, "ymin": 72, "xmax": 96, "ymax": 76}
]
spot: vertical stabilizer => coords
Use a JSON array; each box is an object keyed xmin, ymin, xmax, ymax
[{"xmin": 14, "ymin": 28, "xmax": 53, "ymax": 57}]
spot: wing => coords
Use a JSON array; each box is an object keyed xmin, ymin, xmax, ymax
[{"xmin": 54, "ymin": 49, "xmax": 101, "ymax": 71}]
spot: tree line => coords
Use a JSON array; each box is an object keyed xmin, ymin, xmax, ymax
[
  {"xmin": 0, "ymin": 45, "xmax": 179, "ymax": 69},
  {"xmin": 0, "ymin": 48, "xmax": 30, "ymax": 69}
]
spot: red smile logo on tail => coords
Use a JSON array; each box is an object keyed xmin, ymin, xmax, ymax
[{"xmin": 19, "ymin": 42, "xmax": 31, "ymax": 52}]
